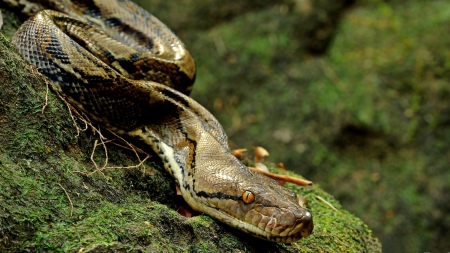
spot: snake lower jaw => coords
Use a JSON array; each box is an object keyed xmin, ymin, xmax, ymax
[
  {"xmin": 264, "ymin": 218, "xmax": 314, "ymax": 243},
  {"xmin": 197, "ymin": 203, "xmax": 313, "ymax": 243},
  {"xmin": 245, "ymin": 221, "xmax": 312, "ymax": 243}
]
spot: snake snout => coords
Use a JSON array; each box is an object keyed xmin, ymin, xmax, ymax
[
  {"xmin": 296, "ymin": 210, "xmax": 313, "ymax": 238},
  {"xmin": 281, "ymin": 208, "xmax": 313, "ymax": 239}
]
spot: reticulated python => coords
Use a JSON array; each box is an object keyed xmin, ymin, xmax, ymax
[{"xmin": 5, "ymin": 0, "xmax": 313, "ymax": 242}]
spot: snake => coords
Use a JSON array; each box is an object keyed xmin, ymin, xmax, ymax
[{"xmin": 5, "ymin": 0, "xmax": 313, "ymax": 242}]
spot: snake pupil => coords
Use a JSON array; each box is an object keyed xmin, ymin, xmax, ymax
[{"xmin": 242, "ymin": 190, "xmax": 255, "ymax": 204}]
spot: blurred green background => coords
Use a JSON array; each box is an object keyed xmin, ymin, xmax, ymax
[{"xmin": 133, "ymin": 0, "xmax": 450, "ymax": 252}]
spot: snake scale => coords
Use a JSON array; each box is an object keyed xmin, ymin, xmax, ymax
[{"xmin": 5, "ymin": 0, "xmax": 313, "ymax": 242}]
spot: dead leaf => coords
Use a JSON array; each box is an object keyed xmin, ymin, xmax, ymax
[
  {"xmin": 247, "ymin": 166, "xmax": 313, "ymax": 187},
  {"xmin": 297, "ymin": 195, "xmax": 308, "ymax": 207},
  {"xmin": 232, "ymin": 148, "xmax": 247, "ymax": 158},
  {"xmin": 277, "ymin": 162, "xmax": 286, "ymax": 170},
  {"xmin": 254, "ymin": 162, "xmax": 269, "ymax": 172},
  {"xmin": 253, "ymin": 146, "xmax": 269, "ymax": 162}
]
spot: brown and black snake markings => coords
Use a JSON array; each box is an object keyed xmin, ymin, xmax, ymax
[{"xmin": 5, "ymin": 0, "xmax": 313, "ymax": 242}]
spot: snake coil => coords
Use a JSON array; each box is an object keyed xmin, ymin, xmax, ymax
[{"xmin": 7, "ymin": 0, "xmax": 313, "ymax": 242}]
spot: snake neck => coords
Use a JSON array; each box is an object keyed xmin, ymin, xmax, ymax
[{"xmin": 126, "ymin": 95, "xmax": 314, "ymax": 242}]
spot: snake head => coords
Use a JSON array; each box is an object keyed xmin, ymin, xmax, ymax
[
  {"xmin": 185, "ymin": 153, "xmax": 314, "ymax": 243},
  {"xmin": 242, "ymin": 174, "xmax": 314, "ymax": 242}
]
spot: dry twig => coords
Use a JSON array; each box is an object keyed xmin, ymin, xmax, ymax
[
  {"xmin": 57, "ymin": 95, "xmax": 151, "ymax": 176},
  {"xmin": 58, "ymin": 183, "xmax": 74, "ymax": 218},
  {"xmin": 104, "ymin": 128, "xmax": 149, "ymax": 158},
  {"xmin": 41, "ymin": 79, "xmax": 49, "ymax": 114},
  {"xmin": 248, "ymin": 166, "xmax": 313, "ymax": 186},
  {"xmin": 58, "ymin": 95, "xmax": 89, "ymax": 136},
  {"xmin": 86, "ymin": 132, "xmax": 151, "ymax": 175},
  {"xmin": 315, "ymin": 195, "xmax": 340, "ymax": 213},
  {"xmin": 29, "ymin": 67, "xmax": 51, "ymax": 114}
]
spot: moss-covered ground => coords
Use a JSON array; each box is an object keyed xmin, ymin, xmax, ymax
[{"xmin": 0, "ymin": 3, "xmax": 381, "ymax": 252}]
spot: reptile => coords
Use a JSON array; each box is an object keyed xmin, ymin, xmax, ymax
[{"xmin": 5, "ymin": 0, "xmax": 313, "ymax": 242}]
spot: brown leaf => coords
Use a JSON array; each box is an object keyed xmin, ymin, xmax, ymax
[
  {"xmin": 253, "ymin": 146, "xmax": 269, "ymax": 162},
  {"xmin": 277, "ymin": 162, "xmax": 286, "ymax": 170},
  {"xmin": 232, "ymin": 148, "xmax": 247, "ymax": 158},
  {"xmin": 254, "ymin": 162, "xmax": 269, "ymax": 172}
]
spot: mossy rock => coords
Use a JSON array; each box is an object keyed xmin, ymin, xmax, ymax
[{"xmin": 0, "ymin": 7, "xmax": 381, "ymax": 252}]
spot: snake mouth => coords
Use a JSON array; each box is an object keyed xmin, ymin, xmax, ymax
[{"xmin": 217, "ymin": 209, "xmax": 313, "ymax": 243}]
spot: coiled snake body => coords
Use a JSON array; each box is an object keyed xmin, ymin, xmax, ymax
[{"xmin": 6, "ymin": 0, "xmax": 313, "ymax": 242}]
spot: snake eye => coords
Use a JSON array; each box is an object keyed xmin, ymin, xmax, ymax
[{"xmin": 242, "ymin": 190, "xmax": 255, "ymax": 204}]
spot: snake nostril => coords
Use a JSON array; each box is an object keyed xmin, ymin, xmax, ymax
[
  {"xmin": 300, "ymin": 212, "xmax": 314, "ymax": 238},
  {"xmin": 289, "ymin": 210, "xmax": 314, "ymax": 237}
]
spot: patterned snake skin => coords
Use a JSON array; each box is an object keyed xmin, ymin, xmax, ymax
[{"xmin": 6, "ymin": 0, "xmax": 313, "ymax": 242}]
